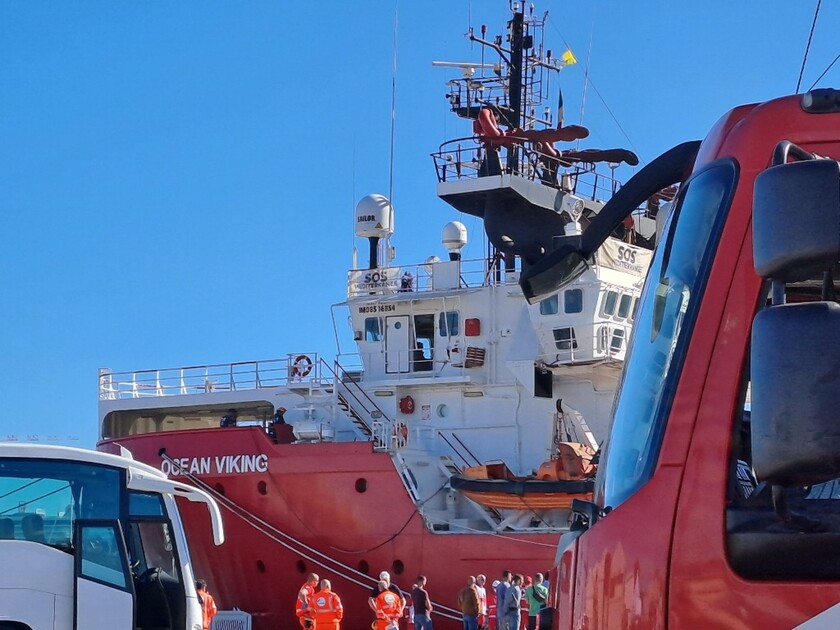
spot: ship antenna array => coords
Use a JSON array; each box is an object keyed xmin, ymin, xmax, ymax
[{"xmin": 383, "ymin": 0, "xmax": 398, "ymax": 267}]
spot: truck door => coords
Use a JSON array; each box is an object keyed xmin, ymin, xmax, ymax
[
  {"xmin": 74, "ymin": 520, "xmax": 135, "ymax": 630},
  {"xmin": 385, "ymin": 315, "xmax": 410, "ymax": 373}
]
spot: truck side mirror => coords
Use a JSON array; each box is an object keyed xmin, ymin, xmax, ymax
[
  {"xmin": 753, "ymin": 158, "xmax": 840, "ymax": 283},
  {"xmin": 751, "ymin": 302, "xmax": 840, "ymax": 485},
  {"xmin": 751, "ymin": 153, "xmax": 840, "ymax": 487}
]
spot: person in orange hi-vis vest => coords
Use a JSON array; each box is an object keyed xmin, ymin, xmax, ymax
[
  {"xmin": 487, "ymin": 581, "xmax": 498, "ymax": 630},
  {"xmin": 309, "ymin": 579, "xmax": 344, "ymax": 630},
  {"xmin": 373, "ymin": 580, "xmax": 404, "ymax": 630},
  {"xmin": 296, "ymin": 572, "xmax": 320, "ymax": 628},
  {"xmin": 195, "ymin": 579, "xmax": 217, "ymax": 630}
]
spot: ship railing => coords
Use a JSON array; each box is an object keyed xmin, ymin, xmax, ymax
[
  {"xmin": 98, "ymin": 354, "xmax": 323, "ymax": 400},
  {"xmin": 537, "ymin": 320, "xmax": 633, "ymax": 366},
  {"xmin": 321, "ymin": 358, "xmax": 396, "ymax": 447},
  {"xmin": 431, "ymin": 137, "xmax": 624, "ymax": 201},
  {"xmin": 347, "ymin": 256, "xmax": 520, "ymax": 298},
  {"xmin": 337, "ymin": 349, "xmax": 489, "ymax": 385}
]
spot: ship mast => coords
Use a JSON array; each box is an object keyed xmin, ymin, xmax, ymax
[{"xmin": 506, "ymin": 7, "xmax": 524, "ymax": 173}]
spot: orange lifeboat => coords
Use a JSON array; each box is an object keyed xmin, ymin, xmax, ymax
[{"xmin": 449, "ymin": 443, "xmax": 596, "ymax": 510}]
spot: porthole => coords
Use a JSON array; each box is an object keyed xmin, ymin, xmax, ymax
[
  {"xmin": 256, "ymin": 560, "xmax": 266, "ymax": 573},
  {"xmin": 296, "ymin": 560, "xmax": 306, "ymax": 574},
  {"xmin": 355, "ymin": 478, "xmax": 368, "ymax": 493},
  {"xmin": 214, "ymin": 483, "xmax": 225, "ymax": 496},
  {"xmin": 358, "ymin": 560, "xmax": 370, "ymax": 574},
  {"xmin": 392, "ymin": 560, "xmax": 405, "ymax": 575},
  {"xmin": 258, "ymin": 481, "xmax": 268, "ymax": 495}
]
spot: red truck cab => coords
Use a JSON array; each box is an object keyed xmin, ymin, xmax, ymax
[{"xmin": 523, "ymin": 89, "xmax": 840, "ymax": 629}]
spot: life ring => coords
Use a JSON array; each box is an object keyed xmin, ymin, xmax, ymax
[
  {"xmin": 399, "ymin": 395, "xmax": 415, "ymax": 414},
  {"xmin": 393, "ymin": 422, "xmax": 409, "ymax": 448},
  {"xmin": 291, "ymin": 354, "xmax": 313, "ymax": 378}
]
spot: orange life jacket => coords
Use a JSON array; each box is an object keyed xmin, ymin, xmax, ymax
[
  {"xmin": 296, "ymin": 582, "xmax": 318, "ymax": 623},
  {"xmin": 310, "ymin": 589, "xmax": 343, "ymax": 629},
  {"xmin": 201, "ymin": 592, "xmax": 217, "ymax": 630},
  {"xmin": 375, "ymin": 589, "xmax": 403, "ymax": 622}
]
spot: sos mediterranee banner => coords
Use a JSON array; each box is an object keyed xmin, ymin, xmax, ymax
[
  {"xmin": 349, "ymin": 266, "xmax": 404, "ymax": 295},
  {"xmin": 596, "ymin": 239, "xmax": 652, "ymax": 277}
]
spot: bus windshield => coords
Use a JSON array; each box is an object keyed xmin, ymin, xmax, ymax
[
  {"xmin": 594, "ymin": 160, "xmax": 738, "ymax": 509},
  {"xmin": 0, "ymin": 458, "xmax": 122, "ymax": 549}
]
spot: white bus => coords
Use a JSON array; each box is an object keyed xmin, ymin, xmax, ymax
[{"xmin": 0, "ymin": 443, "xmax": 224, "ymax": 630}]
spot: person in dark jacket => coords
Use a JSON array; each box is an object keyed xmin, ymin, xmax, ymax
[{"xmin": 412, "ymin": 575, "xmax": 434, "ymax": 630}]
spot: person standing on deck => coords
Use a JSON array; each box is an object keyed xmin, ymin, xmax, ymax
[
  {"xmin": 495, "ymin": 571, "xmax": 511, "ymax": 630},
  {"xmin": 195, "ymin": 580, "xmax": 217, "ymax": 630},
  {"xmin": 310, "ymin": 579, "xmax": 343, "ymax": 630},
  {"xmin": 369, "ymin": 570, "xmax": 405, "ymax": 621},
  {"xmin": 219, "ymin": 408, "xmax": 238, "ymax": 428},
  {"xmin": 296, "ymin": 572, "xmax": 320, "ymax": 628},
  {"xmin": 411, "ymin": 575, "xmax": 434, "ymax": 630},
  {"xmin": 524, "ymin": 573, "xmax": 548, "ymax": 630},
  {"xmin": 502, "ymin": 575, "xmax": 523, "ymax": 630},
  {"xmin": 457, "ymin": 575, "xmax": 480, "ymax": 630},
  {"xmin": 487, "ymin": 581, "xmax": 499, "ymax": 630},
  {"xmin": 475, "ymin": 574, "xmax": 488, "ymax": 630},
  {"xmin": 374, "ymin": 580, "xmax": 404, "ymax": 630}
]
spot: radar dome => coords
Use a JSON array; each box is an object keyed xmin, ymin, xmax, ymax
[
  {"xmin": 442, "ymin": 221, "xmax": 467, "ymax": 253},
  {"xmin": 355, "ymin": 194, "xmax": 393, "ymax": 238}
]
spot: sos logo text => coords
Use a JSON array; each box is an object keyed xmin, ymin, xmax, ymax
[{"xmin": 617, "ymin": 246, "xmax": 636, "ymax": 264}]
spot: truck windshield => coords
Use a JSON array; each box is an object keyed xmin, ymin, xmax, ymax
[{"xmin": 595, "ymin": 160, "xmax": 737, "ymax": 509}]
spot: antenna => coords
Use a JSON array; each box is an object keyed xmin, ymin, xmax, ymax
[{"xmin": 386, "ymin": 0, "xmax": 398, "ymax": 266}]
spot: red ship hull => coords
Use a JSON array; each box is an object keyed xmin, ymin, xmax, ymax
[{"xmin": 100, "ymin": 427, "xmax": 558, "ymax": 630}]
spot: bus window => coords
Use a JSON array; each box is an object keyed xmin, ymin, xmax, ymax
[
  {"xmin": 129, "ymin": 491, "xmax": 165, "ymax": 518},
  {"xmin": 0, "ymin": 459, "xmax": 121, "ymax": 550},
  {"xmin": 131, "ymin": 521, "xmax": 180, "ymax": 581},
  {"xmin": 79, "ymin": 524, "xmax": 129, "ymax": 589}
]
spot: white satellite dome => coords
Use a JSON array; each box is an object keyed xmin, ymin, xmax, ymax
[
  {"xmin": 442, "ymin": 221, "xmax": 467, "ymax": 253},
  {"xmin": 355, "ymin": 194, "xmax": 393, "ymax": 238}
]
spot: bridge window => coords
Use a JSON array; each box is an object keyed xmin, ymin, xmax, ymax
[
  {"xmin": 553, "ymin": 327, "xmax": 578, "ymax": 350},
  {"xmin": 602, "ymin": 291, "xmax": 618, "ymax": 316},
  {"xmin": 610, "ymin": 328, "xmax": 625, "ymax": 352},
  {"xmin": 413, "ymin": 314, "xmax": 435, "ymax": 371},
  {"xmin": 540, "ymin": 295, "xmax": 559, "ymax": 315},
  {"xmin": 364, "ymin": 317, "xmax": 383, "ymax": 342},
  {"xmin": 564, "ymin": 289, "xmax": 583, "ymax": 314},
  {"xmin": 439, "ymin": 311, "xmax": 460, "ymax": 337},
  {"xmin": 618, "ymin": 294, "xmax": 632, "ymax": 319}
]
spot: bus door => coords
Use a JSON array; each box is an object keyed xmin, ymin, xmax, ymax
[
  {"xmin": 385, "ymin": 315, "xmax": 410, "ymax": 373},
  {"xmin": 73, "ymin": 519, "xmax": 135, "ymax": 630}
]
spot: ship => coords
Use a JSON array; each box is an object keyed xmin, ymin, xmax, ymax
[{"xmin": 97, "ymin": 4, "xmax": 662, "ymax": 628}]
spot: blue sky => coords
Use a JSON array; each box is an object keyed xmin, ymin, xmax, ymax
[{"xmin": 1, "ymin": 1, "xmax": 838, "ymax": 447}]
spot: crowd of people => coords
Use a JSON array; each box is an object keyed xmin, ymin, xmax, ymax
[
  {"xmin": 454, "ymin": 571, "xmax": 549, "ymax": 630},
  {"xmin": 293, "ymin": 568, "xmax": 551, "ymax": 630}
]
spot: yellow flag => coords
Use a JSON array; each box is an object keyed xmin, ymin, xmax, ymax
[{"xmin": 561, "ymin": 49, "xmax": 577, "ymax": 66}]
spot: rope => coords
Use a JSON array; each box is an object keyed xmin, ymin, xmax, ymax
[
  {"xmin": 808, "ymin": 52, "xmax": 840, "ymax": 91},
  {"xmin": 159, "ymin": 453, "xmax": 464, "ymax": 620},
  {"xmin": 796, "ymin": 0, "xmax": 822, "ymax": 93}
]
